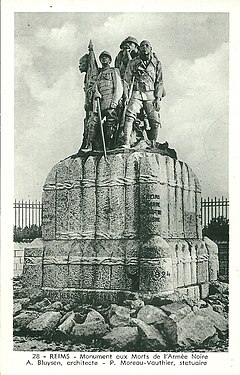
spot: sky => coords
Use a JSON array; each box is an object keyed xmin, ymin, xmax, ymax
[{"xmin": 14, "ymin": 12, "xmax": 229, "ymax": 201}]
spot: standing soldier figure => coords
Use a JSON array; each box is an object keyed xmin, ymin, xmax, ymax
[
  {"xmin": 122, "ymin": 40, "xmax": 166, "ymax": 148},
  {"xmin": 78, "ymin": 41, "xmax": 99, "ymax": 152},
  {"xmin": 93, "ymin": 51, "xmax": 123, "ymax": 150},
  {"xmin": 114, "ymin": 36, "xmax": 146, "ymax": 146}
]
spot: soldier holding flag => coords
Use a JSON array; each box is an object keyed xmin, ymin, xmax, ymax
[
  {"xmin": 79, "ymin": 44, "xmax": 123, "ymax": 152},
  {"xmin": 78, "ymin": 41, "xmax": 99, "ymax": 152}
]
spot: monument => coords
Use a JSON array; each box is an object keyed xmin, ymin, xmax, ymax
[{"xmin": 22, "ymin": 38, "xmax": 219, "ymax": 305}]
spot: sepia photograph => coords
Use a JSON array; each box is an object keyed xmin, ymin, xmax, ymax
[
  {"xmin": 13, "ymin": 11, "xmax": 229, "ymax": 352},
  {"xmin": 1, "ymin": 2, "xmax": 240, "ymax": 374}
]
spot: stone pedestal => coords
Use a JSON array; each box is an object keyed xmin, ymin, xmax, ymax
[
  {"xmin": 22, "ymin": 239, "xmax": 44, "ymax": 288},
  {"xmin": 23, "ymin": 149, "xmax": 218, "ymax": 303}
]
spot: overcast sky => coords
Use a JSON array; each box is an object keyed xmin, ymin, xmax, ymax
[{"xmin": 14, "ymin": 12, "xmax": 229, "ymax": 201}]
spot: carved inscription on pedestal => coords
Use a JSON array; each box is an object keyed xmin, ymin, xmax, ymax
[{"xmin": 141, "ymin": 194, "xmax": 162, "ymax": 222}]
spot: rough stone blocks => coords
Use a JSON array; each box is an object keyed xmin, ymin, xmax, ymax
[
  {"xmin": 22, "ymin": 239, "xmax": 44, "ymax": 287},
  {"xmin": 21, "ymin": 151, "xmax": 218, "ymax": 303}
]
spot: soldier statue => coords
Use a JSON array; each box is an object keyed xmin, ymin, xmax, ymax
[
  {"xmin": 78, "ymin": 39, "xmax": 167, "ymax": 154},
  {"xmin": 114, "ymin": 36, "xmax": 149, "ymax": 146},
  {"xmin": 93, "ymin": 51, "xmax": 123, "ymax": 150},
  {"xmin": 78, "ymin": 41, "xmax": 99, "ymax": 152},
  {"xmin": 122, "ymin": 40, "xmax": 166, "ymax": 148},
  {"xmin": 78, "ymin": 46, "xmax": 123, "ymax": 152}
]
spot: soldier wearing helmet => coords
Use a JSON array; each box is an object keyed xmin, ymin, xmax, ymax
[
  {"xmin": 93, "ymin": 51, "xmax": 123, "ymax": 149},
  {"xmin": 115, "ymin": 36, "xmax": 139, "ymax": 79},
  {"xmin": 122, "ymin": 40, "xmax": 166, "ymax": 148}
]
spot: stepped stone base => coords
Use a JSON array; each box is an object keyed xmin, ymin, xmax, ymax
[
  {"xmin": 22, "ymin": 236, "xmax": 218, "ymax": 305},
  {"xmin": 42, "ymin": 286, "xmax": 201, "ymax": 306}
]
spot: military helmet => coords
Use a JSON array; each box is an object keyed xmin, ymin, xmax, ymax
[
  {"xmin": 99, "ymin": 50, "xmax": 112, "ymax": 63},
  {"xmin": 140, "ymin": 40, "xmax": 152, "ymax": 48},
  {"xmin": 120, "ymin": 36, "xmax": 139, "ymax": 49}
]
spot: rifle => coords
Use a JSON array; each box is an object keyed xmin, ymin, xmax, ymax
[
  {"xmin": 114, "ymin": 76, "xmax": 135, "ymax": 145},
  {"xmin": 96, "ymin": 97, "xmax": 108, "ymax": 161}
]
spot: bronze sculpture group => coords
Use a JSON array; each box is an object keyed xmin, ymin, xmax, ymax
[{"xmin": 79, "ymin": 37, "xmax": 166, "ymax": 154}]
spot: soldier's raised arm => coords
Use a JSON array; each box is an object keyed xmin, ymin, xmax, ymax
[
  {"xmin": 112, "ymin": 68, "xmax": 123, "ymax": 108},
  {"xmin": 123, "ymin": 60, "xmax": 134, "ymax": 102},
  {"xmin": 115, "ymin": 36, "xmax": 139, "ymax": 79}
]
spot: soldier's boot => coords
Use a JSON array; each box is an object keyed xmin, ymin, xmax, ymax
[
  {"xmin": 122, "ymin": 116, "xmax": 135, "ymax": 148},
  {"xmin": 81, "ymin": 143, "xmax": 93, "ymax": 152},
  {"xmin": 105, "ymin": 121, "xmax": 117, "ymax": 150},
  {"xmin": 105, "ymin": 130, "xmax": 113, "ymax": 150},
  {"xmin": 147, "ymin": 122, "xmax": 159, "ymax": 148},
  {"xmin": 81, "ymin": 134, "xmax": 94, "ymax": 152},
  {"xmin": 81, "ymin": 133, "xmax": 93, "ymax": 152}
]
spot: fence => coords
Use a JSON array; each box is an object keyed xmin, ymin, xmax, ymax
[
  {"xmin": 13, "ymin": 197, "xmax": 229, "ymax": 229},
  {"xmin": 201, "ymin": 197, "xmax": 229, "ymax": 227},
  {"xmin": 13, "ymin": 198, "xmax": 229, "ymax": 279},
  {"xmin": 13, "ymin": 199, "xmax": 42, "ymax": 228}
]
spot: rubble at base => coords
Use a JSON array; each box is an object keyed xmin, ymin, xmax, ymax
[{"xmin": 13, "ymin": 278, "xmax": 229, "ymax": 352}]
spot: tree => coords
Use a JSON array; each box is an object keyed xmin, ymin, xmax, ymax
[
  {"xmin": 13, "ymin": 224, "xmax": 42, "ymax": 242},
  {"xmin": 203, "ymin": 216, "xmax": 229, "ymax": 241}
]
